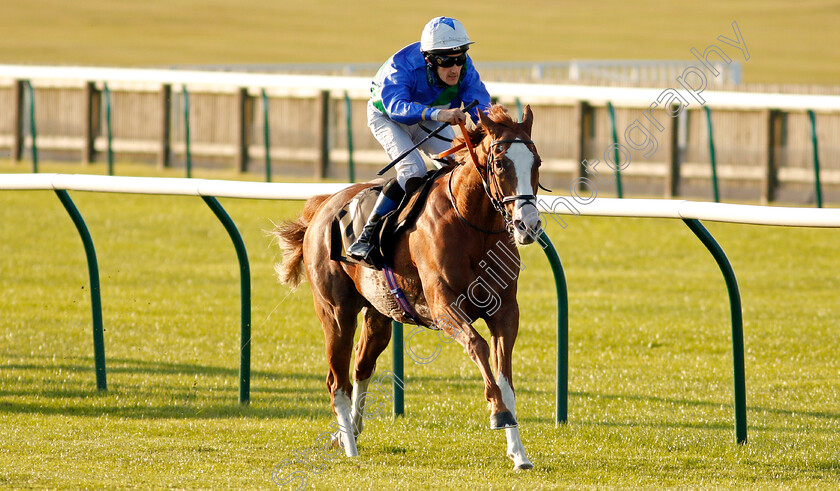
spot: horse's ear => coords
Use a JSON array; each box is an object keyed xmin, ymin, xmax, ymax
[
  {"xmin": 477, "ymin": 108, "xmax": 499, "ymax": 137},
  {"xmin": 521, "ymin": 105, "xmax": 534, "ymax": 136}
]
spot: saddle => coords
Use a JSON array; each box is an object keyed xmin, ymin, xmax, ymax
[{"xmin": 331, "ymin": 167, "xmax": 448, "ymax": 270}]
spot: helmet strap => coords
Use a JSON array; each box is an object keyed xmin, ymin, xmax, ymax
[{"xmin": 425, "ymin": 59, "xmax": 446, "ymax": 87}]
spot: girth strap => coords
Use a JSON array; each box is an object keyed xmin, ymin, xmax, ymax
[{"xmin": 383, "ymin": 265, "xmax": 426, "ymax": 326}]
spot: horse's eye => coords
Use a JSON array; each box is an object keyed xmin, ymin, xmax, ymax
[{"xmin": 494, "ymin": 160, "xmax": 505, "ymax": 171}]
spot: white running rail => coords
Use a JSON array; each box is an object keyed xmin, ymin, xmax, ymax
[
  {"xmin": 2, "ymin": 173, "xmax": 840, "ymax": 228},
  {"xmin": 1, "ymin": 64, "xmax": 839, "ymax": 111}
]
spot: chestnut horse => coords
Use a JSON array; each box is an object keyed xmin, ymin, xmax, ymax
[{"xmin": 274, "ymin": 104, "xmax": 542, "ymax": 470}]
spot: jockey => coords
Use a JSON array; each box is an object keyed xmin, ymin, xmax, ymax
[{"xmin": 347, "ymin": 16, "xmax": 492, "ymax": 262}]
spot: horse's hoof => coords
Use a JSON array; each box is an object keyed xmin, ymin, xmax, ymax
[
  {"xmin": 514, "ymin": 462, "xmax": 534, "ymax": 471},
  {"xmin": 344, "ymin": 447, "xmax": 359, "ymax": 458},
  {"xmin": 490, "ymin": 410, "xmax": 518, "ymax": 429}
]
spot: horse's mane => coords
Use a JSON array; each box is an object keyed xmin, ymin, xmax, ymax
[{"xmin": 451, "ymin": 104, "xmax": 517, "ymax": 164}]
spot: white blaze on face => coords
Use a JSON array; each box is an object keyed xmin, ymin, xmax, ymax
[{"xmin": 506, "ymin": 140, "xmax": 542, "ymax": 245}]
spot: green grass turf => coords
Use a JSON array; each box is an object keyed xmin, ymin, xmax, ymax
[
  {"xmin": 1, "ymin": 160, "xmax": 839, "ymax": 488},
  {"xmin": 0, "ymin": 0, "xmax": 838, "ymax": 85}
]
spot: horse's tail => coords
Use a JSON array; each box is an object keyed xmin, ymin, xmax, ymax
[{"xmin": 273, "ymin": 194, "xmax": 331, "ymax": 289}]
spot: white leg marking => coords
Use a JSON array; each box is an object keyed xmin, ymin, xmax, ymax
[
  {"xmin": 351, "ymin": 376, "xmax": 371, "ymax": 438},
  {"xmin": 498, "ymin": 374, "xmax": 533, "ymax": 470},
  {"xmin": 333, "ymin": 388, "xmax": 359, "ymax": 457}
]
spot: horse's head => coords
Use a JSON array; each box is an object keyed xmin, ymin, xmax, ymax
[{"xmin": 477, "ymin": 104, "xmax": 543, "ymax": 245}]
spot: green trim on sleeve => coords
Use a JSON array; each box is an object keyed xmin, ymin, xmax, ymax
[{"xmin": 372, "ymin": 98, "xmax": 387, "ymax": 114}]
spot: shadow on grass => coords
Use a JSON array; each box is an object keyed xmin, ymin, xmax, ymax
[
  {"xmin": 519, "ymin": 390, "xmax": 840, "ymax": 434},
  {"xmin": 2, "ymin": 355, "xmax": 324, "ymax": 382},
  {"xmin": 0, "ymin": 399, "xmax": 330, "ymax": 421},
  {"xmin": 568, "ymin": 390, "xmax": 840, "ymax": 421},
  {"xmin": 0, "ymin": 355, "xmax": 333, "ymax": 420}
]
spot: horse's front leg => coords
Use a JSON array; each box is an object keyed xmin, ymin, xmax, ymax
[
  {"xmin": 487, "ymin": 302, "xmax": 533, "ymax": 471},
  {"xmin": 425, "ymin": 287, "xmax": 512, "ymax": 424}
]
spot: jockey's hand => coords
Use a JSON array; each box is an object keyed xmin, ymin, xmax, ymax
[{"xmin": 435, "ymin": 108, "xmax": 468, "ymax": 125}]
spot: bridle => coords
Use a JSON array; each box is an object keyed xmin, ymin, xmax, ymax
[
  {"xmin": 483, "ymin": 139, "xmax": 538, "ymax": 226},
  {"xmin": 447, "ymin": 129, "xmax": 539, "ymax": 234}
]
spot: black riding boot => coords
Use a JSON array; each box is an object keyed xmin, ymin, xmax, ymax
[{"xmin": 347, "ymin": 180, "xmax": 405, "ymax": 261}]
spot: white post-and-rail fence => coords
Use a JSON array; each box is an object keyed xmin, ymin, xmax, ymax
[
  {"xmin": 2, "ymin": 64, "xmax": 840, "ymax": 204},
  {"xmin": 231, "ymin": 60, "xmax": 743, "ymax": 86},
  {"xmin": 3, "ymin": 173, "xmax": 840, "ymax": 444}
]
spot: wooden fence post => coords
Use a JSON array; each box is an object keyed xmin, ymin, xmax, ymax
[
  {"xmin": 665, "ymin": 108, "xmax": 681, "ymax": 198},
  {"xmin": 82, "ymin": 81, "xmax": 99, "ymax": 165},
  {"xmin": 763, "ymin": 109, "xmax": 784, "ymax": 204},
  {"xmin": 316, "ymin": 90, "xmax": 330, "ymax": 179},
  {"xmin": 158, "ymin": 84, "xmax": 172, "ymax": 169},
  {"xmin": 575, "ymin": 100, "xmax": 592, "ymax": 189},
  {"xmin": 235, "ymin": 87, "xmax": 250, "ymax": 173},
  {"xmin": 12, "ymin": 80, "xmax": 25, "ymax": 163}
]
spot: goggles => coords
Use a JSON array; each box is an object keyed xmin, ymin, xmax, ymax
[{"xmin": 430, "ymin": 52, "xmax": 467, "ymax": 68}]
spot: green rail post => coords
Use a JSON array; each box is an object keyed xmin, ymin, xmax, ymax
[
  {"xmin": 683, "ymin": 218, "xmax": 747, "ymax": 444},
  {"xmin": 262, "ymin": 89, "xmax": 271, "ymax": 183},
  {"xmin": 808, "ymin": 110, "xmax": 823, "ymax": 208},
  {"xmin": 104, "ymin": 83, "xmax": 114, "ymax": 176},
  {"xmin": 344, "ymin": 92, "xmax": 355, "ymax": 183},
  {"xmin": 201, "ymin": 196, "xmax": 251, "ymax": 405},
  {"xmin": 54, "ymin": 190, "xmax": 107, "ymax": 391},
  {"xmin": 607, "ymin": 102, "xmax": 622, "ymax": 198},
  {"xmin": 182, "ymin": 86, "xmax": 192, "ymax": 178},
  {"xmin": 392, "ymin": 321, "xmax": 404, "ymax": 417},
  {"xmin": 515, "ymin": 97, "xmax": 523, "ymax": 121},
  {"xmin": 537, "ymin": 231, "xmax": 569, "ymax": 425},
  {"xmin": 26, "ymin": 81, "xmax": 38, "ymax": 172},
  {"xmin": 704, "ymin": 106, "xmax": 720, "ymax": 202}
]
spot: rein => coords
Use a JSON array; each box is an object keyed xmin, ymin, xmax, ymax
[
  {"xmin": 418, "ymin": 122, "xmax": 454, "ymax": 143},
  {"xmin": 447, "ymin": 169, "xmax": 508, "ymax": 234}
]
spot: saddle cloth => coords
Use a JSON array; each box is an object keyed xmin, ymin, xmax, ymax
[{"xmin": 330, "ymin": 168, "xmax": 448, "ymax": 269}]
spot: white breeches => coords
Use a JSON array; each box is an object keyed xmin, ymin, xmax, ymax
[{"xmin": 367, "ymin": 101, "xmax": 455, "ymax": 188}]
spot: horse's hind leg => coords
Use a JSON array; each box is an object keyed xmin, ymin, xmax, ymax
[
  {"xmin": 350, "ymin": 307, "xmax": 393, "ymax": 434},
  {"xmin": 315, "ymin": 298, "xmax": 362, "ymax": 457}
]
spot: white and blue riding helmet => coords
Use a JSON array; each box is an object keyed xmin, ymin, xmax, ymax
[{"xmin": 420, "ymin": 17, "xmax": 474, "ymax": 54}]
